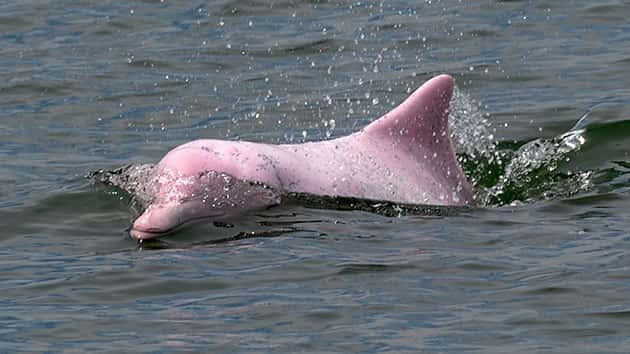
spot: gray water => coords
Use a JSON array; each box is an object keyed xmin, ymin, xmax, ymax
[{"xmin": 3, "ymin": 1, "xmax": 630, "ymax": 353}]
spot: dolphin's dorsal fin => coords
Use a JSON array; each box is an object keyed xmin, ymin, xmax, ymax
[
  {"xmin": 362, "ymin": 74, "xmax": 454, "ymax": 149},
  {"xmin": 359, "ymin": 74, "xmax": 472, "ymax": 204}
]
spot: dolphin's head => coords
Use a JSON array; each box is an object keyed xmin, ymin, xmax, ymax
[{"xmin": 129, "ymin": 170, "xmax": 281, "ymax": 240}]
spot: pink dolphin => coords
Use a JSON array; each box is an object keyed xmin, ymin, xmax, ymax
[{"xmin": 130, "ymin": 74, "xmax": 473, "ymax": 239}]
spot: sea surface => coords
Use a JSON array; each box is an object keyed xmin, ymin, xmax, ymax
[{"xmin": 2, "ymin": 1, "xmax": 630, "ymax": 353}]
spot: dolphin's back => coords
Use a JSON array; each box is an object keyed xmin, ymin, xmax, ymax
[{"xmin": 272, "ymin": 74, "xmax": 472, "ymax": 205}]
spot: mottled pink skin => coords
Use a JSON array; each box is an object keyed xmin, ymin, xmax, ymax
[{"xmin": 131, "ymin": 75, "xmax": 473, "ymax": 239}]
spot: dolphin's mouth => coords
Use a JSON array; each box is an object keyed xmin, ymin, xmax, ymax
[
  {"xmin": 130, "ymin": 227, "xmax": 170, "ymax": 240},
  {"xmin": 130, "ymin": 214, "xmax": 222, "ymax": 240},
  {"xmin": 129, "ymin": 202, "xmax": 229, "ymax": 240},
  {"xmin": 130, "ymin": 222, "xmax": 185, "ymax": 240}
]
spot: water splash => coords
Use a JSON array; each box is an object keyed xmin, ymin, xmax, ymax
[
  {"xmin": 444, "ymin": 86, "xmax": 598, "ymax": 207},
  {"xmin": 89, "ymin": 164, "xmax": 157, "ymax": 210},
  {"xmin": 448, "ymin": 87, "xmax": 508, "ymax": 193},
  {"xmin": 451, "ymin": 103, "xmax": 593, "ymax": 206},
  {"xmin": 449, "ymin": 87, "xmax": 495, "ymax": 157},
  {"xmin": 482, "ymin": 127, "xmax": 591, "ymax": 206}
]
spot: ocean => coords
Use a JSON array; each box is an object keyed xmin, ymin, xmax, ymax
[{"xmin": 2, "ymin": 1, "xmax": 630, "ymax": 352}]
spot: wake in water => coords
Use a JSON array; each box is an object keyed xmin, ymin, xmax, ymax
[
  {"xmin": 481, "ymin": 125, "xmax": 591, "ymax": 206},
  {"xmin": 450, "ymin": 91, "xmax": 595, "ymax": 207}
]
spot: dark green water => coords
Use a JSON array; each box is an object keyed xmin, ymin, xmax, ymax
[{"xmin": 2, "ymin": 1, "xmax": 630, "ymax": 352}]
